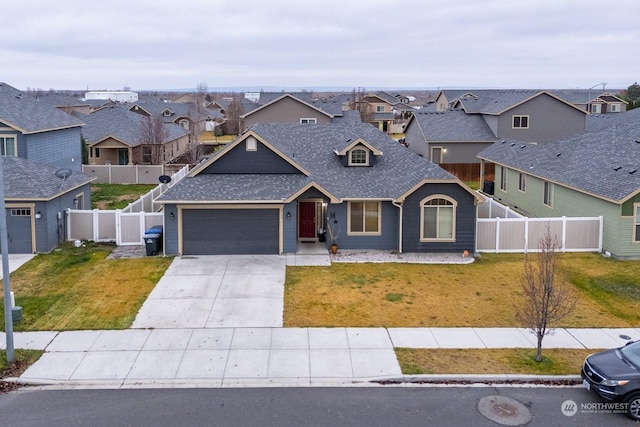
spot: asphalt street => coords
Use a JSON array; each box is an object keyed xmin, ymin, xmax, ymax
[{"xmin": 0, "ymin": 386, "xmax": 636, "ymax": 426}]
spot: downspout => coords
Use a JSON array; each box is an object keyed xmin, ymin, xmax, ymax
[{"xmin": 392, "ymin": 200, "xmax": 403, "ymax": 253}]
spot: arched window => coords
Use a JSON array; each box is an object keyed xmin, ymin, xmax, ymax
[
  {"xmin": 349, "ymin": 148, "xmax": 369, "ymax": 166},
  {"xmin": 420, "ymin": 195, "xmax": 456, "ymax": 241}
]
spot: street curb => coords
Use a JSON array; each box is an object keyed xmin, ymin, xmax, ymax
[{"xmin": 372, "ymin": 374, "xmax": 582, "ymax": 385}]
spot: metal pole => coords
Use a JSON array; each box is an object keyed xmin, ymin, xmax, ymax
[{"xmin": 0, "ymin": 155, "xmax": 15, "ymax": 362}]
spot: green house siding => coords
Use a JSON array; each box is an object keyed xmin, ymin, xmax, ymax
[{"xmin": 493, "ymin": 165, "xmax": 639, "ymax": 258}]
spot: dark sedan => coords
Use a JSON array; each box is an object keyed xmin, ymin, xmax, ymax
[{"xmin": 581, "ymin": 340, "xmax": 640, "ymax": 420}]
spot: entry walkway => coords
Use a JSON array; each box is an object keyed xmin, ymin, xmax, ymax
[{"xmin": 4, "ymin": 327, "xmax": 639, "ymax": 387}]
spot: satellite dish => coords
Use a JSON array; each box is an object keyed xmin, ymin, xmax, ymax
[
  {"xmin": 159, "ymin": 175, "xmax": 172, "ymax": 184},
  {"xmin": 55, "ymin": 168, "xmax": 73, "ymax": 179},
  {"xmin": 55, "ymin": 168, "xmax": 73, "ymax": 191}
]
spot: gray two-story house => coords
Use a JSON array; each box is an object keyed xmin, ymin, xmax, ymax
[{"xmin": 0, "ymin": 82, "xmax": 95, "ymax": 253}]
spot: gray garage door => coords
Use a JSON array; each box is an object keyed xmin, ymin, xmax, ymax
[
  {"xmin": 0, "ymin": 208, "xmax": 33, "ymax": 253},
  {"xmin": 182, "ymin": 209, "xmax": 279, "ymax": 255}
]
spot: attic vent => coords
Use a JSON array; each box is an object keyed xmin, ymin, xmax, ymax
[
  {"xmin": 556, "ymin": 153, "xmax": 561, "ymax": 157},
  {"xmin": 630, "ymin": 169, "xmax": 637, "ymax": 175},
  {"xmin": 520, "ymin": 145, "xmax": 526, "ymax": 148},
  {"xmin": 635, "ymin": 140, "xmax": 640, "ymax": 143},
  {"xmin": 510, "ymin": 143, "xmax": 515, "ymax": 146},
  {"xmin": 614, "ymin": 166, "xmax": 622, "ymax": 171},
  {"xmin": 501, "ymin": 140, "xmax": 506, "ymax": 144},
  {"xmin": 345, "ymin": 138, "xmax": 351, "ymax": 143}
]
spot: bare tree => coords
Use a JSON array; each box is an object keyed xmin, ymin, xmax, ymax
[
  {"xmin": 195, "ymin": 82, "xmax": 208, "ymax": 113},
  {"xmin": 351, "ymin": 87, "xmax": 374, "ymax": 124},
  {"xmin": 222, "ymin": 93, "xmax": 244, "ymax": 135},
  {"xmin": 515, "ymin": 225, "xmax": 577, "ymax": 362},
  {"xmin": 138, "ymin": 115, "xmax": 168, "ymax": 164}
]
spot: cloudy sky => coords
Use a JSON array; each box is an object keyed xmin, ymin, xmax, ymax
[{"xmin": 3, "ymin": 0, "xmax": 639, "ymax": 92}]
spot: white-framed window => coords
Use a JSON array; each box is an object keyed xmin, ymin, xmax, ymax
[
  {"xmin": 163, "ymin": 110, "xmax": 172, "ymax": 117},
  {"xmin": 349, "ymin": 147, "xmax": 369, "ymax": 166},
  {"xmin": 591, "ymin": 103, "xmax": 601, "ymax": 113},
  {"xmin": 179, "ymin": 119, "xmax": 189, "ymax": 130},
  {"xmin": 376, "ymin": 105, "xmax": 385, "ymax": 112},
  {"xmin": 543, "ymin": 181, "xmax": 554, "ymax": 207},
  {"xmin": 512, "ymin": 115, "xmax": 529, "ymax": 129},
  {"xmin": 610, "ymin": 103, "xmax": 621, "ymax": 112},
  {"xmin": 634, "ymin": 204, "xmax": 640, "ymax": 243},
  {"xmin": 518, "ymin": 173, "xmax": 526, "ymax": 192},
  {"xmin": 0, "ymin": 135, "xmax": 17, "ymax": 156},
  {"xmin": 499, "ymin": 166, "xmax": 507, "ymax": 191},
  {"xmin": 300, "ymin": 118, "xmax": 317, "ymax": 124},
  {"xmin": 420, "ymin": 195, "xmax": 456, "ymax": 241},
  {"xmin": 431, "ymin": 146, "xmax": 443, "ymax": 164},
  {"xmin": 246, "ymin": 136, "xmax": 257, "ymax": 151},
  {"xmin": 348, "ymin": 201, "xmax": 381, "ymax": 235},
  {"xmin": 11, "ymin": 208, "xmax": 31, "ymax": 216},
  {"xmin": 89, "ymin": 146, "xmax": 101, "ymax": 159}
]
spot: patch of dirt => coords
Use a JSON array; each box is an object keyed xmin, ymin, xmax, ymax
[{"xmin": 1, "ymin": 360, "xmax": 31, "ymax": 393}]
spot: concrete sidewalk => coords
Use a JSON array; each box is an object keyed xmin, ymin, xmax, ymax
[{"xmin": 3, "ymin": 326, "xmax": 639, "ymax": 388}]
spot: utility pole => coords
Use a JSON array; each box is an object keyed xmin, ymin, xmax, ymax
[{"xmin": 0, "ymin": 155, "xmax": 15, "ymax": 362}]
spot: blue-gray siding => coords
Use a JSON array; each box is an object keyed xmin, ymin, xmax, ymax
[
  {"xmin": 25, "ymin": 128, "xmax": 83, "ymax": 172},
  {"xmin": 402, "ymin": 183, "xmax": 477, "ymax": 253},
  {"xmin": 324, "ymin": 201, "xmax": 399, "ymax": 250},
  {"xmin": 201, "ymin": 141, "xmax": 301, "ymax": 174}
]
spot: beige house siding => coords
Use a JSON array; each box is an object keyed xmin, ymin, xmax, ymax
[{"xmin": 242, "ymin": 97, "xmax": 332, "ymax": 129}]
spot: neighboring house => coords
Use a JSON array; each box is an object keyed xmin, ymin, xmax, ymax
[
  {"xmin": 2, "ymin": 157, "xmax": 94, "ymax": 253},
  {"xmin": 80, "ymin": 106, "xmax": 189, "ymax": 165},
  {"xmin": 408, "ymin": 89, "xmax": 588, "ymax": 181},
  {"xmin": 0, "ymin": 82, "xmax": 94, "ymax": 253},
  {"xmin": 240, "ymin": 93, "xmax": 336, "ymax": 130},
  {"xmin": 552, "ymin": 90, "xmax": 628, "ymax": 114},
  {"xmin": 354, "ymin": 91, "xmax": 415, "ymax": 133},
  {"xmin": 128, "ymin": 101, "xmax": 208, "ymax": 139},
  {"xmin": 477, "ymin": 118, "xmax": 640, "ymax": 259},
  {"xmin": 404, "ymin": 110, "xmax": 498, "ymax": 181},
  {"xmin": 0, "ymin": 82, "xmax": 85, "ymax": 172},
  {"xmin": 156, "ymin": 122, "xmax": 482, "ymax": 256}
]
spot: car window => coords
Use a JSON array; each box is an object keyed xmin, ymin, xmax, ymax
[{"xmin": 620, "ymin": 341, "xmax": 640, "ymax": 370}]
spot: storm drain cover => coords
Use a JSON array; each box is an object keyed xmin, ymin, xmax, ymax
[{"xmin": 477, "ymin": 395, "xmax": 533, "ymax": 426}]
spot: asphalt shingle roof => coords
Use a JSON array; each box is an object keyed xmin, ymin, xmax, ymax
[
  {"xmin": 159, "ymin": 122, "xmax": 456, "ymax": 203},
  {"xmin": 80, "ymin": 106, "xmax": 187, "ymax": 146},
  {"xmin": 478, "ymin": 121, "xmax": 640, "ymax": 202},
  {"xmin": 411, "ymin": 110, "xmax": 498, "ymax": 141},
  {"xmin": 3, "ymin": 156, "xmax": 95, "ymax": 199},
  {"xmin": 0, "ymin": 82, "xmax": 84, "ymax": 133}
]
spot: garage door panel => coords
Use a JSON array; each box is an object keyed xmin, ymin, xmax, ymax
[
  {"xmin": 0, "ymin": 209, "xmax": 32, "ymax": 254},
  {"xmin": 183, "ymin": 209, "xmax": 279, "ymax": 255}
]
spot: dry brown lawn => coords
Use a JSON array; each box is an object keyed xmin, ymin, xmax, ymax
[
  {"xmin": 395, "ymin": 348, "xmax": 600, "ymax": 375},
  {"xmin": 284, "ymin": 253, "xmax": 640, "ymax": 328},
  {"xmin": 1, "ymin": 243, "xmax": 172, "ymax": 331}
]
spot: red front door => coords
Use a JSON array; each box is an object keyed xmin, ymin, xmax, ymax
[{"xmin": 298, "ymin": 202, "xmax": 316, "ymax": 239}]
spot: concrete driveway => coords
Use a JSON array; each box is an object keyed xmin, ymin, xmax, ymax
[{"xmin": 131, "ymin": 255, "xmax": 286, "ymax": 329}]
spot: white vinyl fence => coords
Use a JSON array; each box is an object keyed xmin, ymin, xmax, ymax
[
  {"xmin": 82, "ymin": 165, "xmax": 164, "ymax": 184},
  {"xmin": 122, "ymin": 165, "xmax": 189, "ymax": 213},
  {"xmin": 476, "ymin": 215, "xmax": 603, "ymax": 253},
  {"xmin": 67, "ymin": 209, "xmax": 163, "ymax": 245}
]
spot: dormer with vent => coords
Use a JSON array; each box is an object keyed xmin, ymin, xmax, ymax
[{"xmin": 333, "ymin": 137, "xmax": 383, "ymax": 167}]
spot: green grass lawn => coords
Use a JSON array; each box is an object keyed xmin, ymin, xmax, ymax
[
  {"xmin": 0, "ymin": 242, "xmax": 172, "ymax": 331},
  {"xmin": 91, "ymin": 184, "xmax": 157, "ymax": 210}
]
